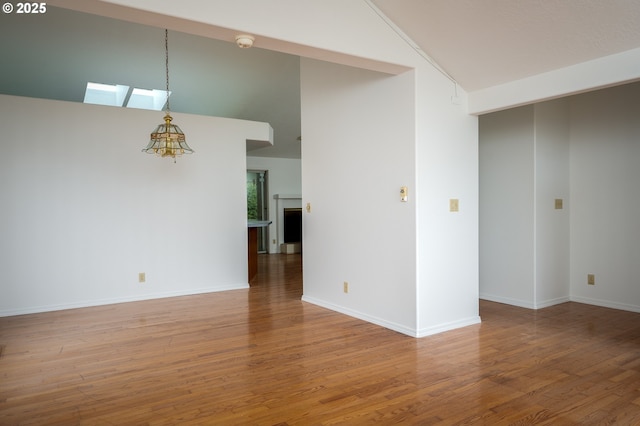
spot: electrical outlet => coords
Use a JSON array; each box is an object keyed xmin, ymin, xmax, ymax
[
  {"xmin": 450, "ymin": 199, "xmax": 459, "ymax": 212},
  {"xmin": 138, "ymin": 272, "xmax": 146, "ymax": 283},
  {"xmin": 555, "ymin": 199, "xmax": 563, "ymax": 209},
  {"xmin": 587, "ymin": 274, "xmax": 595, "ymax": 285},
  {"xmin": 343, "ymin": 281, "xmax": 349, "ymax": 293}
]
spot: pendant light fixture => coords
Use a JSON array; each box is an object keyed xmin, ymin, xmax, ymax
[{"xmin": 143, "ymin": 29, "xmax": 194, "ymax": 161}]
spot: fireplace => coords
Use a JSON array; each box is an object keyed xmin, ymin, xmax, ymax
[
  {"xmin": 283, "ymin": 208, "xmax": 302, "ymax": 243},
  {"xmin": 273, "ymin": 194, "xmax": 302, "ymax": 254}
]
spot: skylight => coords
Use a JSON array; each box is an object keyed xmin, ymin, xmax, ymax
[
  {"xmin": 83, "ymin": 82, "xmax": 170, "ymax": 111},
  {"xmin": 126, "ymin": 88, "xmax": 170, "ymax": 111},
  {"xmin": 83, "ymin": 82, "xmax": 129, "ymax": 107}
]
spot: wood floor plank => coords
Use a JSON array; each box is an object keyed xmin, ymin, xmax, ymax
[{"xmin": 2, "ymin": 253, "xmax": 640, "ymax": 424}]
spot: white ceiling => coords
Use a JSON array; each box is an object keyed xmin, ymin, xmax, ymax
[
  {"xmin": 3, "ymin": 1, "xmax": 640, "ymax": 159},
  {"xmin": 0, "ymin": 6, "xmax": 302, "ymax": 159},
  {"xmin": 371, "ymin": 0, "xmax": 640, "ymax": 91}
]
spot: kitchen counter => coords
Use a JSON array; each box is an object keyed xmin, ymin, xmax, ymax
[{"xmin": 248, "ymin": 221, "xmax": 272, "ymax": 281}]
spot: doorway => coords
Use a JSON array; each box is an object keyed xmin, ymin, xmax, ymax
[{"xmin": 247, "ymin": 170, "xmax": 268, "ymax": 253}]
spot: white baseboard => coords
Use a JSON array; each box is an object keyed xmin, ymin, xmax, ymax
[
  {"xmin": 479, "ymin": 293, "xmax": 570, "ymax": 310},
  {"xmin": 534, "ymin": 296, "xmax": 571, "ymax": 309},
  {"xmin": 302, "ymin": 295, "xmax": 481, "ymax": 338},
  {"xmin": 0, "ymin": 283, "xmax": 250, "ymax": 317},
  {"xmin": 416, "ymin": 315, "xmax": 481, "ymax": 338},
  {"xmin": 570, "ymin": 296, "xmax": 640, "ymax": 313},
  {"xmin": 302, "ymin": 295, "xmax": 418, "ymax": 337},
  {"xmin": 481, "ymin": 292, "xmax": 640, "ymax": 313},
  {"xmin": 480, "ymin": 293, "xmax": 535, "ymax": 309}
]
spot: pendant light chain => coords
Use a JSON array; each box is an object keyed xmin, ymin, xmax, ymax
[
  {"xmin": 143, "ymin": 28, "xmax": 193, "ymax": 159},
  {"xmin": 165, "ymin": 29, "xmax": 170, "ymax": 113}
]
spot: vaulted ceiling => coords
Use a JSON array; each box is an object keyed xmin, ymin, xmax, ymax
[
  {"xmin": 372, "ymin": 0, "xmax": 640, "ymax": 92},
  {"xmin": 2, "ymin": 1, "xmax": 639, "ymax": 159},
  {"xmin": 0, "ymin": 6, "xmax": 302, "ymax": 158}
]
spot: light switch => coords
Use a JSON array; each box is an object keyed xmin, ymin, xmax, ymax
[
  {"xmin": 306, "ymin": 202, "xmax": 311, "ymax": 213},
  {"xmin": 555, "ymin": 199, "xmax": 563, "ymax": 209},
  {"xmin": 450, "ymin": 199, "xmax": 459, "ymax": 212}
]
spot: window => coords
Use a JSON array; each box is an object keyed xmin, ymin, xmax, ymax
[
  {"xmin": 83, "ymin": 82, "xmax": 129, "ymax": 107},
  {"xmin": 83, "ymin": 82, "xmax": 169, "ymax": 111}
]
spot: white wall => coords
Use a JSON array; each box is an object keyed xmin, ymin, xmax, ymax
[
  {"xmin": 479, "ymin": 99, "xmax": 570, "ymax": 309},
  {"xmin": 300, "ymin": 59, "xmax": 418, "ymax": 335},
  {"xmin": 246, "ymin": 156, "xmax": 302, "ymax": 253},
  {"xmin": 480, "ymin": 82, "xmax": 640, "ymax": 313},
  {"xmin": 570, "ymin": 83, "xmax": 640, "ymax": 312},
  {"xmin": 479, "ymin": 106, "xmax": 536, "ymax": 307},
  {"xmin": 415, "ymin": 66, "xmax": 480, "ymax": 335},
  {"xmin": 73, "ymin": 0, "xmax": 414, "ymax": 75},
  {"xmin": 300, "ymin": 59, "xmax": 480, "ymax": 337},
  {"xmin": 38, "ymin": 0, "xmax": 482, "ymax": 337},
  {"xmin": 534, "ymin": 100, "xmax": 570, "ymax": 307},
  {"xmin": 0, "ymin": 95, "xmax": 271, "ymax": 316}
]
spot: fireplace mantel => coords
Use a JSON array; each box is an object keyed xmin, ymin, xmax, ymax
[
  {"xmin": 273, "ymin": 194, "xmax": 301, "ymax": 200},
  {"xmin": 273, "ymin": 194, "xmax": 302, "ymax": 254}
]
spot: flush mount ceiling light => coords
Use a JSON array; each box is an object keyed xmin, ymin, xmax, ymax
[
  {"xmin": 235, "ymin": 34, "xmax": 255, "ymax": 48},
  {"xmin": 142, "ymin": 29, "xmax": 194, "ymax": 161}
]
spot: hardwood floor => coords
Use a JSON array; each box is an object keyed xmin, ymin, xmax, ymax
[{"xmin": 2, "ymin": 254, "xmax": 640, "ymax": 425}]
